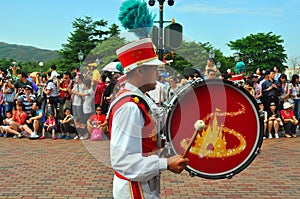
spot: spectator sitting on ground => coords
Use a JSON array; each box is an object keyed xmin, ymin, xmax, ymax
[
  {"xmin": 59, "ymin": 108, "xmax": 76, "ymax": 140},
  {"xmin": 40, "ymin": 112, "xmax": 57, "ymax": 140},
  {"xmin": 0, "ymin": 111, "xmax": 13, "ymax": 137},
  {"xmin": 5, "ymin": 102, "xmax": 27, "ymax": 138},
  {"xmin": 280, "ymin": 102, "xmax": 298, "ymax": 138},
  {"xmin": 23, "ymin": 101, "xmax": 45, "ymax": 139},
  {"xmin": 266, "ymin": 102, "xmax": 281, "ymax": 139},
  {"xmin": 86, "ymin": 106, "xmax": 107, "ymax": 140}
]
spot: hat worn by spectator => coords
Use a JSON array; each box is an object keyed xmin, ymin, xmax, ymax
[
  {"xmin": 25, "ymin": 85, "xmax": 33, "ymax": 90},
  {"xmin": 116, "ymin": 38, "xmax": 165, "ymax": 74},
  {"xmin": 283, "ymin": 102, "xmax": 293, "ymax": 109}
]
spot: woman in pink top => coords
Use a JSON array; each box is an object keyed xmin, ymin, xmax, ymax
[{"xmin": 280, "ymin": 102, "xmax": 298, "ymax": 138}]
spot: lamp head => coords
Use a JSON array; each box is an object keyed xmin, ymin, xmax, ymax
[
  {"xmin": 167, "ymin": 0, "xmax": 174, "ymax": 6},
  {"xmin": 148, "ymin": 0, "xmax": 155, "ymax": 6}
]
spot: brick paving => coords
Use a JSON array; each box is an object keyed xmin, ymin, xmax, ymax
[{"xmin": 0, "ymin": 136, "xmax": 300, "ymax": 198}]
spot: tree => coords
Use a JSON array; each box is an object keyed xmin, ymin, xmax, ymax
[
  {"xmin": 287, "ymin": 56, "xmax": 300, "ymax": 74},
  {"xmin": 227, "ymin": 32, "xmax": 287, "ymax": 74},
  {"xmin": 58, "ymin": 16, "xmax": 120, "ymax": 68},
  {"xmin": 164, "ymin": 41, "xmax": 230, "ymax": 75},
  {"xmin": 91, "ymin": 35, "xmax": 127, "ymax": 69}
]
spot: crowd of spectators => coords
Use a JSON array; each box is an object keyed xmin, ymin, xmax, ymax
[
  {"xmin": 150, "ymin": 65, "xmax": 300, "ymax": 139},
  {"xmin": 0, "ymin": 62, "xmax": 299, "ymax": 141},
  {"xmin": 0, "ymin": 64, "xmax": 110, "ymax": 140}
]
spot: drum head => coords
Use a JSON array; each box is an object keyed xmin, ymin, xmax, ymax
[{"xmin": 165, "ymin": 79, "xmax": 263, "ymax": 179}]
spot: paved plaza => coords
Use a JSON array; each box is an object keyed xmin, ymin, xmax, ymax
[{"xmin": 0, "ymin": 135, "xmax": 300, "ymax": 199}]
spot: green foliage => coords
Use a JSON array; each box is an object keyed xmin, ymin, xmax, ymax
[
  {"xmin": 165, "ymin": 41, "xmax": 230, "ymax": 75},
  {"xmin": 91, "ymin": 35, "xmax": 127, "ymax": 69},
  {"xmin": 228, "ymin": 32, "xmax": 287, "ymax": 74},
  {"xmin": 58, "ymin": 16, "xmax": 120, "ymax": 67}
]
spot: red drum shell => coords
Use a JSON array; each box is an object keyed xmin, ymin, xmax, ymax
[{"xmin": 165, "ymin": 80, "xmax": 263, "ymax": 179}]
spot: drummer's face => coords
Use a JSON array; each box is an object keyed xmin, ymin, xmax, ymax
[{"xmin": 140, "ymin": 65, "xmax": 158, "ymax": 91}]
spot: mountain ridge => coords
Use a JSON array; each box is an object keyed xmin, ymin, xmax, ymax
[{"xmin": 0, "ymin": 42, "xmax": 60, "ymax": 62}]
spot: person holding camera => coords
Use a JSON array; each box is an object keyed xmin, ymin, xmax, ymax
[
  {"xmin": 261, "ymin": 69, "xmax": 281, "ymax": 108},
  {"xmin": 1, "ymin": 72, "xmax": 15, "ymax": 115},
  {"xmin": 15, "ymin": 85, "xmax": 36, "ymax": 115}
]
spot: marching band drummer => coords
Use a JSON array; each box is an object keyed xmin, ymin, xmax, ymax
[{"xmin": 109, "ymin": 37, "xmax": 189, "ymax": 199}]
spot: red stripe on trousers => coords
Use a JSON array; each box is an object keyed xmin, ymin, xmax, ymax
[{"xmin": 131, "ymin": 181, "xmax": 143, "ymax": 199}]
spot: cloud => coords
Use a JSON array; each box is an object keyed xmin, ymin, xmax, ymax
[
  {"xmin": 174, "ymin": 3, "xmax": 284, "ymax": 16},
  {"xmin": 175, "ymin": 3, "xmax": 238, "ymax": 15}
]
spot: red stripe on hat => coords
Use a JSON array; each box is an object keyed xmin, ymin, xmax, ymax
[{"xmin": 118, "ymin": 42, "xmax": 156, "ymax": 68}]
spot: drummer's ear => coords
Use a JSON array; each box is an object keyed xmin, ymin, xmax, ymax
[{"xmin": 137, "ymin": 68, "xmax": 143, "ymax": 74}]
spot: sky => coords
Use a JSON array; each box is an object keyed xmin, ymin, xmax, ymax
[{"xmin": 1, "ymin": 0, "xmax": 300, "ymax": 64}]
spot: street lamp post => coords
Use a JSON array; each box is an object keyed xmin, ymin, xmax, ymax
[
  {"xmin": 95, "ymin": 58, "xmax": 100, "ymax": 68},
  {"xmin": 209, "ymin": 49, "xmax": 215, "ymax": 59},
  {"xmin": 39, "ymin": 62, "xmax": 44, "ymax": 74},
  {"xmin": 149, "ymin": 0, "xmax": 175, "ymax": 61},
  {"xmin": 233, "ymin": 52, "xmax": 240, "ymax": 62},
  {"xmin": 78, "ymin": 50, "xmax": 84, "ymax": 69},
  {"xmin": 216, "ymin": 61, "xmax": 221, "ymax": 70}
]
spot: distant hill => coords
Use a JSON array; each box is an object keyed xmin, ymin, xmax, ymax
[{"xmin": 0, "ymin": 42, "xmax": 60, "ymax": 62}]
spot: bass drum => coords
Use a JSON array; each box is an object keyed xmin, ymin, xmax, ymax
[{"xmin": 164, "ymin": 79, "xmax": 263, "ymax": 179}]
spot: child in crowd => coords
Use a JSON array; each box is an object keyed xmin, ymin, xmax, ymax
[
  {"xmin": 40, "ymin": 113, "xmax": 56, "ymax": 140},
  {"xmin": 0, "ymin": 111, "xmax": 13, "ymax": 137}
]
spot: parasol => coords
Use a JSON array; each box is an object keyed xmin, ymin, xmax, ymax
[{"xmin": 102, "ymin": 62, "xmax": 121, "ymax": 72}]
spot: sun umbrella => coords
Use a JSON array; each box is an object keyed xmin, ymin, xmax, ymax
[{"xmin": 102, "ymin": 62, "xmax": 121, "ymax": 72}]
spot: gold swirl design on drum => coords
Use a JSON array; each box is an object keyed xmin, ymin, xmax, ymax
[{"xmin": 180, "ymin": 103, "xmax": 247, "ymax": 158}]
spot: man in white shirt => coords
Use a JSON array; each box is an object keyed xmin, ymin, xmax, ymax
[{"xmin": 109, "ymin": 38, "xmax": 189, "ymax": 199}]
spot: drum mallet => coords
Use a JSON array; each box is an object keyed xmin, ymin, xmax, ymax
[{"xmin": 182, "ymin": 120, "xmax": 205, "ymax": 158}]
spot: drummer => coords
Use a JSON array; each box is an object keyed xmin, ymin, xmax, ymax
[{"xmin": 109, "ymin": 37, "xmax": 189, "ymax": 199}]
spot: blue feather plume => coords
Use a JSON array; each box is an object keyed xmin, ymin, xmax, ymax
[{"xmin": 119, "ymin": 0, "xmax": 155, "ymax": 38}]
